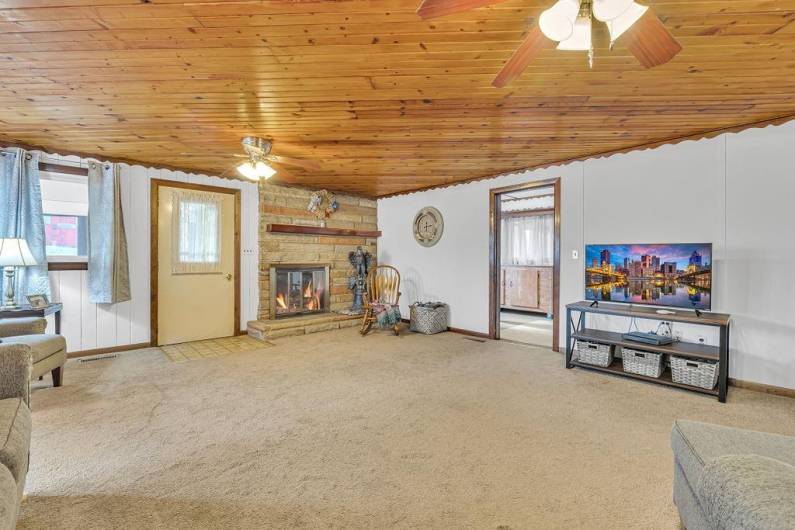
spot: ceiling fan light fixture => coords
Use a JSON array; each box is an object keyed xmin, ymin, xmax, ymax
[
  {"xmin": 237, "ymin": 161, "xmax": 260, "ymax": 180},
  {"xmin": 538, "ymin": 0, "xmax": 580, "ymax": 41},
  {"xmin": 592, "ymin": 0, "xmax": 633, "ymax": 22},
  {"xmin": 556, "ymin": 15, "xmax": 592, "ymax": 51},
  {"xmin": 255, "ymin": 161, "xmax": 276, "ymax": 180},
  {"xmin": 606, "ymin": 1, "xmax": 648, "ymax": 42}
]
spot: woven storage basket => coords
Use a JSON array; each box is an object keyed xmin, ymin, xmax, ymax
[
  {"xmin": 670, "ymin": 356, "xmax": 719, "ymax": 389},
  {"xmin": 409, "ymin": 303, "xmax": 449, "ymax": 335},
  {"xmin": 576, "ymin": 341, "xmax": 614, "ymax": 367},
  {"xmin": 621, "ymin": 347, "xmax": 664, "ymax": 378}
]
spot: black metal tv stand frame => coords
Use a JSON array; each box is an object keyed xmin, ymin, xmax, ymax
[{"xmin": 565, "ymin": 301, "xmax": 731, "ymax": 402}]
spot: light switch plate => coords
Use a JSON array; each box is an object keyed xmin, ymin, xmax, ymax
[{"xmin": 571, "ymin": 250, "xmax": 579, "ymax": 259}]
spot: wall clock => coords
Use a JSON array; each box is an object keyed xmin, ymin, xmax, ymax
[{"xmin": 413, "ymin": 207, "xmax": 444, "ymax": 247}]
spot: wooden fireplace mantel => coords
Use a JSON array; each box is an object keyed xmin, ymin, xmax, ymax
[{"xmin": 266, "ymin": 223, "xmax": 381, "ymax": 238}]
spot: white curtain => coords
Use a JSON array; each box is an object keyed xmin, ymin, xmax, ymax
[
  {"xmin": 501, "ymin": 214, "xmax": 554, "ymax": 266},
  {"xmin": 171, "ymin": 190, "xmax": 222, "ymax": 274}
]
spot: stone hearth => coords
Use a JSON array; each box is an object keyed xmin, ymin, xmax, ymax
[{"xmin": 247, "ymin": 312, "xmax": 361, "ymax": 340}]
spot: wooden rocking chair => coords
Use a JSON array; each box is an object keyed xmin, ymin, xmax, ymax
[{"xmin": 360, "ymin": 265, "xmax": 401, "ymax": 336}]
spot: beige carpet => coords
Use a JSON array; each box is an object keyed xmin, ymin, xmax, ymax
[{"xmin": 20, "ymin": 328, "xmax": 795, "ymax": 529}]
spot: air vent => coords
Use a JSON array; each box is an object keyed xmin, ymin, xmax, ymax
[
  {"xmin": 463, "ymin": 337, "xmax": 487, "ymax": 343},
  {"xmin": 78, "ymin": 353, "xmax": 118, "ymax": 363}
]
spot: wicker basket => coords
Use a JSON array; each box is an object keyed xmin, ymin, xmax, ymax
[
  {"xmin": 670, "ymin": 356, "xmax": 719, "ymax": 389},
  {"xmin": 576, "ymin": 341, "xmax": 614, "ymax": 367},
  {"xmin": 409, "ymin": 302, "xmax": 449, "ymax": 335},
  {"xmin": 621, "ymin": 347, "xmax": 664, "ymax": 378}
]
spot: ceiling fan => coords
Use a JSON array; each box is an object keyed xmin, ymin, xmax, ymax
[
  {"xmin": 416, "ymin": 0, "xmax": 682, "ymax": 87},
  {"xmin": 180, "ymin": 136, "xmax": 320, "ymax": 181}
]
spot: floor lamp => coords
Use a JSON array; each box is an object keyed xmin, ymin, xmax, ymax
[{"xmin": 0, "ymin": 238, "xmax": 37, "ymax": 309}]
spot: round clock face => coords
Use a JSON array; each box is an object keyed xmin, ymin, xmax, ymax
[{"xmin": 413, "ymin": 207, "xmax": 444, "ymax": 247}]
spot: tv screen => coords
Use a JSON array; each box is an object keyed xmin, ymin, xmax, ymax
[{"xmin": 584, "ymin": 243, "xmax": 712, "ymax": 310}]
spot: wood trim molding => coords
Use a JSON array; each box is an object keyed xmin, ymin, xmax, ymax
[
  {"xmin": 729, "ymin": 378, "xmax": 795, "ymax": 399},
  {"xmin": 267, "ymin": 223, "xmax": 381, "ymax": 238},
  {"xmin": 48, "ymin": 262, "xmax": 88, "ymax": 271},
  {"xmin": 68, "ymin": 341, "xmax": 151, "ymax": 359},
  {"xmin": 149, "ymin": 179, "xmax": 241, "ymax": 347},
  {"xmin": 378, "ymin": 112, "xmax": 795, "ymax": 199},
  {"xmin": 489, "ymin": 177, "xmax": 561, "ymax": 353},
  {"xmin": 399, "ymin": 318, "xmax": 490, "ymax": 339}
]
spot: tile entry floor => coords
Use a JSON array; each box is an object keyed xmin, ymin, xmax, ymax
[{"xmin": 160, "ymin": 335, "xmax": 272, "ymax": 362}]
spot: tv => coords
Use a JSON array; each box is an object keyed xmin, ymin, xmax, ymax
[{"xmin": 584, "ymin": 243, "xmax": 712, "ymax": 311}]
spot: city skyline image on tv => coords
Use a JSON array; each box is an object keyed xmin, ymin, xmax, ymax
[{"xmin": 584, "ymin": 243, "xmax": 712, "ymax": 310}]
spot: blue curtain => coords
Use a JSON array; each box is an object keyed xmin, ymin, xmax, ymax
[
  {"xmin": 88, "ymin": 162, "xmax": 130, "ymax": 304},
  {"xmin": 0, "ymin": 149, "xmax": 50, "ymax": 303}
]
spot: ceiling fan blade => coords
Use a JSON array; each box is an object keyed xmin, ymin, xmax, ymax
[
  {"xmin": 620, "ymin": 9, "xmax": 682, "ymax": 68},
  {"xmin": 416, "ymin": 0, "xmax": 509, "ymax": 19},
  {"xmin": 266, "ymin": 154, "xmax": 320, "ymax": 171},
  {"xmin": 492, "ymin": 26, "xmax": 552, "ymax": 88}
]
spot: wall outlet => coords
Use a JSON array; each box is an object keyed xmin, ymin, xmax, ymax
[{"xmin": 571, "ymin": 249, "xmax": 579, "ymax": 259}]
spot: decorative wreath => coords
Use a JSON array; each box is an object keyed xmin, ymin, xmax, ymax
[{"xmin": 307, "ymin": 190, "xmax": 339, "ymax": 219}]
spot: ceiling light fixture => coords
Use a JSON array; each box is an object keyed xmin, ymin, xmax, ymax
[
  {"xmin": 538, "ymin": 0, "xmax": 580, "ymax": 42},
  {"xmin": 540, "ymin": 0, "xmax": 651, "ymax": 68},
  {"xmin": 237, "ymin": 160, "xmax": 276, "ymax": 181}
]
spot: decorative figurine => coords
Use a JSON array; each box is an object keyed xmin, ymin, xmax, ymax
[{"xmin": 341, "ymin": 246, "xmax": 373, "ymax": 315}]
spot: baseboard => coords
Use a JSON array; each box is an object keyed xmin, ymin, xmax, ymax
[
  {"xmin": 68, "ymin": 342, "xmax": 151, "ymax": 359},
  {"xmin": 729, "ymin": 378, "xmax": 795, "ymax": 399},
  {"xmin": 447, "ymin": 327, "xmax": 490, "ymax": 339},
  {"xmin": 400, "ymin": 318, "xmax": 490, "ymax": 339}
]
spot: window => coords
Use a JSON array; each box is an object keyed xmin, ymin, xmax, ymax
[
  {"xmin": 39, "ymin": 171, "xmax": 89, "ymax": 261},
  {"xmin": 171, "ymin": 190, "xmax": 222, "ymax": 274}
]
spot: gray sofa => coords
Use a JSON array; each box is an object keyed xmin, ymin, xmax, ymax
[
  {"xmin": 0, "ymin": 317, "xmax": 66, "ymax": 387},
  {"xmin": 672, "ymin": 420, "xmax": 795, "ymax": 529},
  {"xmin": 0, "ymin": 343, "xmax": 32, "ymax": 528}
]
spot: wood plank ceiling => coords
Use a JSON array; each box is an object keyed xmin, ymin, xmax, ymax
[{"xmin": 1, "ymin": 0, "xmax": 795, "ymax": 197}]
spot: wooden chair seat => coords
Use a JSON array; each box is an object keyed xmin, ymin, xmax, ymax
[{"xmin": 360, "ymin": 265, "xmax": 401, "ymax": 336}]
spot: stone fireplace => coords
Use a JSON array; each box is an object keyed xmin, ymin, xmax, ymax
[
  {"xmin": 247, "ymin": 182, "xmax": 378, "ymax": 340},
  {"xmin": 270, "ymin": 264, "xmax": 330, "ymax": 318}
]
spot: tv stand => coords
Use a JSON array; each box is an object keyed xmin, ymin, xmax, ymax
[{"xmin": 565, "ymin": 301, "xmax": 731, "ymax": 402}]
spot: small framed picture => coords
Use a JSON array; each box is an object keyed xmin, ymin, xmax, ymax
[{"xmin": 26, "ymin": 294, "xmax": 49, "ymax": 309}]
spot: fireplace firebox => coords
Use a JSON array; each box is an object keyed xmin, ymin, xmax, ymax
[{"xmin": 269, "ymin": 264, "xmax": 330, "ymax": 318}]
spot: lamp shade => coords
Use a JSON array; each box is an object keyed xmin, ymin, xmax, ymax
[
  {"xmin": 0, "ymin": 238, "xmax": 37, "ymax": 267},
  {"xmin": 606, "ymin": 2, "xmax": 648, "ymax": 42},
  {"xmin": 538, "ymin": 0, "xmax": 580, "ymax": 42},
  {"xmin": 592, "ymin": 0, "xmax": 633, "ymax": 22},
  {"xmin": 556, "ymin": 15, "xmax": 592, "ymax": 51}
]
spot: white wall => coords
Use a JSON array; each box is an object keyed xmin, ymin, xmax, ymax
[
  {"xmin": 378, "ymin": 120, "xmax": 795, "ymax": 390},
  {"xmin": 41, "ymin": 154, "xmax": 259, "ymax": 352}
]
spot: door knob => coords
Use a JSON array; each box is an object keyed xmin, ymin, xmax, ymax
[{"xmin": 226, "ymin": 273, "xmax": 232, "ymax": 281}]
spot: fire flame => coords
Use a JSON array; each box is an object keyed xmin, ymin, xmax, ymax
[
  {"xmin": 275, "ymin": 293, "xmax": 287, "ymax": 310},
  {"xmin": 303, "ymin": 281, "xmax": 313, "ymax": 298}
]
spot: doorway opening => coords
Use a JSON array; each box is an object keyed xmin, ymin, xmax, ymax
[{"xmin": 489, "ymin": 178, "xmax": 560, "ymax": 350}]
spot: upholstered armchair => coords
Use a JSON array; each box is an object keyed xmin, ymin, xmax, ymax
[
  {"xmin": 0, "ymin": 342, "xmax": 32, "ymax": 526},
  {"xmin": 0, "ymin": 317, "xmax": 66, "ymax": 387}
]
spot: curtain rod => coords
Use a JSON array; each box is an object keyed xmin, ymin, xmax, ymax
[{"xmin": 2, "ymin": 150, "xmax": 97, "ymax": 175}]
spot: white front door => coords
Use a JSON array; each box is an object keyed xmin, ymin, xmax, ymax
[{"xmin": 156, "ymin": 184, "xmax": 236, "ymax": 345}]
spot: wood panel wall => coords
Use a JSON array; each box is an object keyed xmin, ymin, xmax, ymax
[{"xmin": 37, "ymin": 153, "xmax": 259, "ymax": 353}]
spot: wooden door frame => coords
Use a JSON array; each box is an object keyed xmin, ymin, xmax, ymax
[
  {"xmin": 489, "ymin": 177, "xmax": 561, "ymax": 351},
  {"xmin": 150, "ymin": 179, "xmax": 241, "ymax": 346}
]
